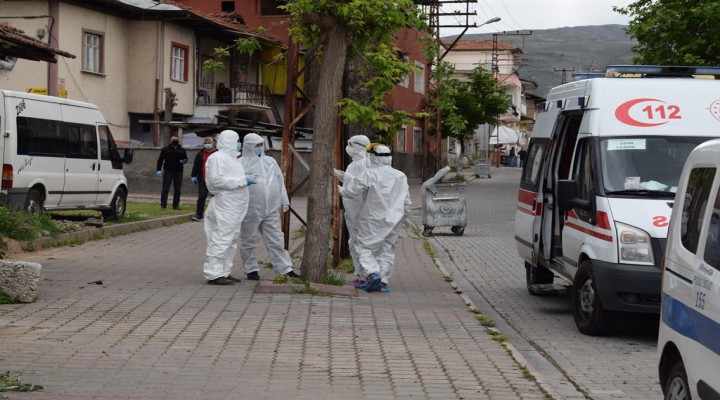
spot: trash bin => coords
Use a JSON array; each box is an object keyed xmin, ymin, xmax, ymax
[
  {"xmin": 421, "ymin": 166, "xmax": 467, "ymax": 237},
  {"xmin": 473, "ymin": 158, "xmax": 491, "ymax": 178}
]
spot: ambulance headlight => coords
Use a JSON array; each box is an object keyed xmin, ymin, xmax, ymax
[{"xmin": 616, "ymin": 222, "xmax": 654, "ymax": 265}]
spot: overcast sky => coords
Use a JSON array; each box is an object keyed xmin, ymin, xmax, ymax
[{"xmin": 441, "ymin": 0, "xmax": 635, "ymax": 36}]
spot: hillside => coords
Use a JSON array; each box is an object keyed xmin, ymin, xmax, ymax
[{"xmin": 456, "ymin": 24, "xmax": 636, "ymax": 97}]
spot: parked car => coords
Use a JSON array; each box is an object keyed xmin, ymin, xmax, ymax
[{"xmin": 658, "ymin": 138, "xmax": 720, "ymax": 400}]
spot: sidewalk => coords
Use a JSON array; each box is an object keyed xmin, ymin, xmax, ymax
[{"xmin": 0, "ymin": 175, "xmax": 553, "ymax": 399}]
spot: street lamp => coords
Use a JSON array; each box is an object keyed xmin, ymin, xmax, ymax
[{"xmin": 481, "ymin": 17, "xmax": 501, "ymax": 25}]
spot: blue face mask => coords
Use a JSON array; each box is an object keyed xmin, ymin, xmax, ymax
[
  {"xmin": 203, "ymin": 143, "xmax": 213, "ymax": 150},
  {"xmin": 253, "ymin": 147, "xmax": 263, "ymax": 156},
  {"xmin": 237, "ymin": 143, "xmax": 242, "ymax": 152}
]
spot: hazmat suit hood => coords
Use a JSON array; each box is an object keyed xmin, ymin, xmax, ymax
[
  {"xmin": 368, "ymin": 144, "xmax": 392, "ymax": 166},
  {"xmin": 217, "ymin": 130, "xmax": 240, "ymax": 157},
  {"xmin": 346, "ymin": 135, "xmax": 370, "ymax": 159},
  {"xmin": 242, "ymin": 133, "xmax": 264, "ymax": 158}
]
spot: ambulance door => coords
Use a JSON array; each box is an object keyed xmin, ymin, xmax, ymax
[
  {"xmin": 541, "ymin": 112, "xmax": 582, "ymax": 264},
  {"xmin": 515, "ymin": 138, "xmax": 549, "ymax": 264}
]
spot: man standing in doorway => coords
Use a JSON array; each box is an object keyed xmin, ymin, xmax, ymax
[{"xmin": 156, "ymin": 134, "xmax": 188, "ymax": 209}]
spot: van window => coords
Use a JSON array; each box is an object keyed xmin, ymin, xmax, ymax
[
  {"xmin": 571, "ymin": 138, "xmax": 595, "ymax": 222},
  {"xmin": 66, "ymin": 124, "xmax": 98, "ymax": 159},
  {"xmin": 520, "ymin": 139, "xmax": 548, "ymax": 191},
  {"xmin": 17, "ymin": 116, "xmax": 65, "ymax": 157},
  {"xmin": 98, "ymin": 125, "xmax": 122, "ymax": 169},
  {"xmin": 680, "ymin": 168, "xmax": 716, "ymax": 253},
  {"xmin": 703, "ymin": 185, "xmax": 720, "ymax": 270}
]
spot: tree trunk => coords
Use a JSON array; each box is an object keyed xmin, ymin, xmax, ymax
[{"xmin": 301, "ymin": 23, "xmax": 349, "ymax": 282}]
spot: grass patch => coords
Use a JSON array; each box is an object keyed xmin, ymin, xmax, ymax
[
  {"xmin": 476, "ymin": 314, "xmax": 496, "ymax": 327},
  {"xmin": 422, "ymin": 238, "xmax": 437, "ymax": 260},
  {"xmin": 0, "ymin": 371, "xmax": 43, "ymax": 392},
  {"xmin": 335, "ymin": 258, "xmax": 355, "ymax": 274},
  {"xmin": 443, "ymin": 274, "xmax": 454, "ymax": 282},
  {"xmin": 0, "ymin": 207, "xmax": 60, "ymax": 243},
  {"xmin": 294, "ymin": 226, "xmax": 306, "ymax": 238},
  {"xmin": 50, "ymin": 201, "xmax": 190, "ymax": 225},
  {"xmin": 0, "ymin": 291, "xmax": 21, "ymax": 305},
  {"xmin": 320, "ymin": 268, "xmax": 347, "ymax": 286}
]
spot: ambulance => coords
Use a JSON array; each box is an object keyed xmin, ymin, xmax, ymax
[
  {"xmin": 514, "ymin": 65, "xmax": 720, "ymax": 335},
  {"xmin": 0, "ymin": 90, "xmax": 133, "ymax": 219},
  {"xmin": 657, "ymin": 139, "xmax": 720, "ymax": 400}
]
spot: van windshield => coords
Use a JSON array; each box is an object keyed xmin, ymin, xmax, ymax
[{"xmin": 600, "ymin": 136, "xmax": 713, "ymax": 195}]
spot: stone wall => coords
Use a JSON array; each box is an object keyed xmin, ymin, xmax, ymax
[{"xmin": 121, "ymin": 147, "xmax": 425, "ymax": 195}]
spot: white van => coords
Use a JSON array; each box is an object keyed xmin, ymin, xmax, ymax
[
  {"xmin": 514, "ymin": 65, "xmax": 720, "ymax": 335},
  {"xmin": 0, "ymin": 90, "xmax": 133, "ymax": 219},
  {"xmin": 658, "ymin": 139, "xmax": 720, "ymax": 400}
]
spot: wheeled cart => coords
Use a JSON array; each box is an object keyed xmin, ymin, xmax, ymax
[{"xmin": 420, "ymin": 166, "xmax": 467, "ymax": 237}]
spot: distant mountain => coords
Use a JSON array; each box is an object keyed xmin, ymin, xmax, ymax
[{"xmin": 456, "ymin": 24, "xmax": 636, "ymax": 97}]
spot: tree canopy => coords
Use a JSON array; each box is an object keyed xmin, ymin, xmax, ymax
[
  {"xmin": 615, "ymin": 0, "xmax": 720, "ymax": 65},
  {"xmin": 433, "ymin": 64, "xmax": 509, "ymax": 155}
]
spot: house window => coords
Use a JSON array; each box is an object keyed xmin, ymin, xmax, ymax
[
  {"xmin": 413, "ymin": 127, "xmax": 422, "ymax": 154},
  {"xmin": 82, "ymin": 30, "xmax": 103, "ymax": 74},
  {"xmin": 221, "ymin": 1, "xmax": 235, "ymax": 12},
  {"xmin": 396, "ymin": 127, "xmax": 406, "ymax": 153},
  {"xmin": 171, "ymin": 43, "xmax": 189, "ymax": 82},
  {"xmin": 260, "ymin": 0, "xmax": 288, "ymax": 16},
  {"xmin": 398, "ymin": 72, "xmax": 409, "ymax": 88},
  {"xmin": 413, "ymin": 62, "xmax": 425, "ymax": 94}
]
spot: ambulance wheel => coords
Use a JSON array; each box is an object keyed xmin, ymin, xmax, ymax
[
  {"xmin": 525, "ymin": 262, "xmax": 554, "ymax": 295},
  {"xmin": 663, "ymin": 361, "xmax": 690, "ymax": 400},
  {"xmin": 422, "ymin": 226, "xmax": 433, "ymax": 237},
  {"xmin": 102, "ymin": 188, "xmax": 127, "ymax": 220},
  {"xmin": 24, "ymin": 188, "xmax": 44, "ymax": 216},
  {"xmin": 451, "ymin": 226, "xmax": 465, "ymax": 236},
  {"xmin": 572, "ymin": 261, "xmax": 616, "ymax": 335}
]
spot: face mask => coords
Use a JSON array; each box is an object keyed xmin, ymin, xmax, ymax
[
  {"xmin": 237, "ymin": 143, "xmax": 242, "ymax": 152},
  {"xmin": 203, "ymin": 143, "xmax": 213, "ymax": 150},
  {"xmin": 253, "ymin": 147, "xmax": 263, "ymax": 156},
  {"xmin": 171, "ymin": 140, "xmax": 179, "ymax": 146},
  {"xmin": 345, "ymin": 144, "xmax": 355, "ymax": 157}
]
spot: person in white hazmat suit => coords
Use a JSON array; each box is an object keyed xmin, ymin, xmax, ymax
[
  {"xmin": 202, "ymin": 130, "xmax": 257, "ymax": 285},
  {"xmin": 339, "ymin": 144, "xmax": 411, "ymax": 292},
  {"xmin": 333, "ymin": 135, "xmax": 371, "ymax": 287},
  {"xmin": 239, "ymin": 133, "xmax": 301, "ymax": 280}
]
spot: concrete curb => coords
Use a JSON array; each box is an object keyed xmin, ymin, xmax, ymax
[{"xmin": 1, "ymin": 213, "xmax": 194, "ymax": 257}]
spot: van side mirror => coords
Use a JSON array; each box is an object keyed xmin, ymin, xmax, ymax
[
  {"xmin": 123, "ymin": 148, "xmax": 134, "ymax": 164},
  {"xmin": 557, "ymin": 180, "xmax": 591, "ymax": 212}
]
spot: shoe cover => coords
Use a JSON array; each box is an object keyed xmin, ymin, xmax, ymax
[{"xmin": 365, "ymin": 273, "xmax": 382, "ymax": 292}]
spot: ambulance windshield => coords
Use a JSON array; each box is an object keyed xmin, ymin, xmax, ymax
[{"xmin": 601, "ymin": 136, "xmax": 712, "ymax": 195}]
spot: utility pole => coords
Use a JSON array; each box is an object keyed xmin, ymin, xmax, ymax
[
  {"xmin": 417, "ymin": 0, "xmax": 495, "ymax": 180},
  {"xmin": 554, "ymin": 67, "xmax": 575, "ymax": 84}
]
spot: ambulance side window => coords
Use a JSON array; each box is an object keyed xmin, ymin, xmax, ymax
[
  {"xmin": 702, "ymin": 180, "xmax": 720, "ymax": 270},
  {"xmin": 520, "ymin": 139, "xmax": 548, "ymax": 191},
  {"xmin": 572, "ymin": 138, "xmax": 595, "ymax": 222},
  {"xmin": 680, "ymin": 168, "xmax": 716, "ymax": 254}
]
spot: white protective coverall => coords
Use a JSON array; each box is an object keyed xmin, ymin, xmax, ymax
[
  {"xmin": 339, "ymin": 145, "xmax": 411, "ymax": 285},
  {"xmin": 333, "ymin": 135, "xmax": 371, "ymax": 278},
  {"xmin": 202, "ymin": 130, "xmax": 252, "ymax": 281},
  {"xmin": 239, "ymin": 133, "xmax": 293, "ymax": 275}
]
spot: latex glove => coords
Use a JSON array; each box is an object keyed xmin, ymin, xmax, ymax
[
  {"xmin": 179, "ymin": 159, "xmax": 188, "ymax": 165},
  {"xmin": 333, "ymin": 169, "xmax": 345, "ymax": 180},
  {"xmin": 156, "ymin": 170, "xmax": 163, "ymax": 177},
  {"xmin": 282, "ymin": 205, "xmax": 289, "ymax": 212},
  {"xmin": 246, "ymin": 177, "xmax": 257, "ymax": 186},
  {"xmin": 191, "ymin": 177, "xmax": 198, "ymax": 184}
]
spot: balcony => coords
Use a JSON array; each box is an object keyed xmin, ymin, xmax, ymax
[{"xmin": 193, "ymin": 82, "xmax": 281, "ymax": 125}]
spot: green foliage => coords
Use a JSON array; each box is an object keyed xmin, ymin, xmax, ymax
[
  {"xmin": 0, "ymin": 207, "xmax": 60, "ymax": 242},
  {"xmin": 203, "ymin": 37, "xmax": 262, "ymax": 77},
  {"xmin": 615, "ymin": 0, "xmax": 720, "ymax": 65},
  {"xmin": 0, "ymin": 291, "xmax": 21, "ymax": 304},
  {"xmin": 282, "ymin": 0, "xmax": 429, "ymax": 137},
  {"xmin": 431, "ymin": 65, "xmax": 509, "ymax": 152}
]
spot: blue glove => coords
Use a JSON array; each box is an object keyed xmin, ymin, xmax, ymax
[
  {"xmin": 156, "ymin": 170, "xmax": 163, "ymax": 177},
  {"xmin": 191, "ymin": 176, "xmax": 198, "ymax": 184},
  {"xmin": 179, "ymin": 159, "xmax": 188, "ymax": 165},
  {"xmin": 246, "ymin": 177, "xmax": 257, "ymax": 186}
]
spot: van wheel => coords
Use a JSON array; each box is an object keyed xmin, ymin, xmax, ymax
[
  {"xmin": 451, "ymin": 226, "xmax": 465, "ymax": 236},
  {"xmin": 24, "ymin": 189, "xmax": 44, "ymax": 216},
  {"xmin": 572, "ymin": 261, "xmax": 616, "ymax": 335},
  {"xmin": 102, "ymin": 188, "xmax": 127, "ymax": 220},
  {"xmin": 422, "ymin": 226, "xmax": 433, "ymax": 237},
  {"xmin": 525, "ymin": 262, "xmax": 554, "ymax": 295},
  {"xmin": 664, "ymin": 361, "xmax": 691, "ymax": 400}
]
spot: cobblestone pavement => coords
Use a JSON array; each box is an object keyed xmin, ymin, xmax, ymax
[
  {"xmin": 1, "ymin": 186, "xmax": 554, "ymax": 399},
  {"xmin": 416, "ymin": 166, "xmax": 662, "ymax": 400}
]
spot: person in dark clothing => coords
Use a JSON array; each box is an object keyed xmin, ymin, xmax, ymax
[
  {"xmin": 156, "ymin": 134, "xmax": 188, "ymax": 209},
  {"xmin": 518, "ymin": 148, "xmax": 528, "ymax": 168},
  {"xmin": 190, "ymin": 137, "xmax": 216, "ymax": 221}
]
